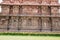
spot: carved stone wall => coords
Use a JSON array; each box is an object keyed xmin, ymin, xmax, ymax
[{"xmin": 0, "ymin": 0, "xmax": 60, "ymax": 32}]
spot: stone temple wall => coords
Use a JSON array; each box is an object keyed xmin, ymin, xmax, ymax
[{"xmin": 0, "ymin": 0, "xmax": 60, "ymax": 32}]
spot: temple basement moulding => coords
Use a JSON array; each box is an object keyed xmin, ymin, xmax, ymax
[{"xmin": 0, "ymin": 0, "xmax": 60, "ymax": 32}]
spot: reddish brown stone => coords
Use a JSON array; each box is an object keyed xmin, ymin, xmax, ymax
[
  {"xmin": 13, "ymin": 6, "xmax": 19, "ymax": 15},
  {"xmin": 42, "ymin": 0, "xmax": 51, "ymax": 4},
  {"xmin": 41, "ymin": 6, "xmax": 50, "ymax": 15},
  {"xmin": 0, "ymin": 17, "xmax": 9, "ymax": 29},
  {"xmin": 22, "ymin": 6, "xmax": 39, "ymax": 15},
  {"xmin": 2, "ymin": 6, "xmax": 10, "ymax": 15},
  {"xmin": 9, "ymin": 17, "xmax": 18, "ymax": 29},
  {"xmin": 41, "ymin": 18, "xmax": 51, "ymax": 31},
  {"xmin": 51, "ymin": 0, "xmax": 58, "ymax": 4},
  {"xmin": 51, "ymin": 7, "xmax": 59, "ymax": 15},
  {"xmin": 0, "ymin": 0, "xmax": 60, "ymax": 32},
  {"xmin": 52, "ymin": 18, "xmax": 60, "ymax": 31}
]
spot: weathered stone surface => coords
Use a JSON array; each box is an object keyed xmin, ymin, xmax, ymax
[
  {"xmin": 18, "ymin": 17, "xmax": 41, "ymax": 30},
  {"xmin": 0, "ymin": 17, "xmax": 9, "ymax": 29},
  {"xmin": 51, "ymin": 7, "xmax": 59, "ymax": 15},
  {"xmin": 51, "ymin": 0, "xmax": 58, "ymax": 4},
  {"xmin": 0, "ymin": 0, "xmax": 60, "ymax": 32},
  {"xmin": 0, "ymin": 29, "xmax": 7, "ymax": 32},
  {"xmin": 19, "ymin": 30, "xmax": 40, "ymax": 32},
  {"xmin": 42, "ymin": 0, "xmax": 51, "ymax": 4},
  {"xmin": 52, "ymin": 18, "xmax": 60, "ymax": 31},
  {"xmin": 13, "ymin": 6, "xmax": 19, "ymax": 15},
  {"xmin": 22, "ymin": 6, "xmax": 39, "ymax": 15},
  {"xmin": 41, "ymin": 18, "xmax": 51, "ymax": 31},
  {"xmin": 41, "ymin": 6, "xmax": 50, "ymax": 15},
  {"xmin": 9, "ymin": 17, "xmax": 18, "ymax": 29},
  {"xmin": 2, "ymin": 6, "xmax": 10, "ymax": 15}
]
